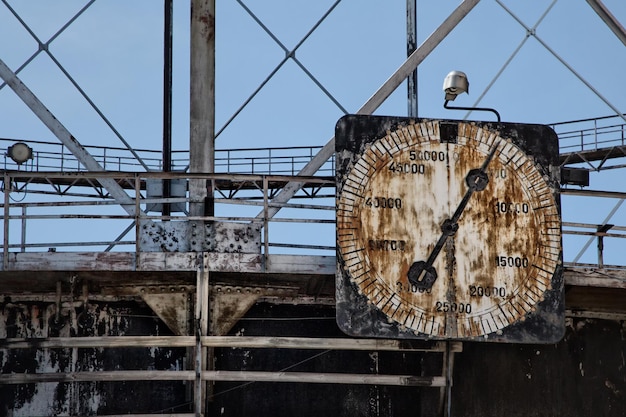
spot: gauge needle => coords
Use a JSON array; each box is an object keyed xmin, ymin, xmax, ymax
[{"xmin": 407, "ymin": 140, "xmax": 502, "ymax": 290}]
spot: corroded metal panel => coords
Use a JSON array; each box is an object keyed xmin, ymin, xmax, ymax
[
  {"xmin": 138, "ymin": 220, "xmax": 261, "ymax": 253},
  {"xmin": 139, "ymin": 219, "xmax": 208, "ymax": 252},
  {"xmin": 213, "ymin": 222, "xmax": 261, "ymax": 254},
  {"xmin": 0, "ymin": 299, "xmax": 187, "ymax": 414},
  {"xmin": 336, "ymin": 115, "xmax": 563, "ymax": 343}
]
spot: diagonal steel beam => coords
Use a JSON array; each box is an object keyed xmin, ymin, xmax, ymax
[
  {"xmin": 255, "ymin": 0, "xmax": 481, "ymax": 220},
  {"xmin": 586, "ymin": 0, "xmax": 626, "ymax": 47},
  {"xmin": 464, "ymin": 0, "xmax": 557, "ymax": 119},
  {"xmin": 0, "ymin": 58, "xmax": 141, "ymax": 217},
  {"xmin": 497, "ymin": 0, "xmax": 626, "ymax": 126}
]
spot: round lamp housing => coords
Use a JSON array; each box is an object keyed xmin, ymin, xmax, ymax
[{"xmin": 7, "ymin": 142, "xmax": 33, "ymax": 164}]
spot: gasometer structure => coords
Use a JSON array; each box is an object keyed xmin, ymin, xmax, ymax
[{"xmin": 2, "ymin": 1, "xmax": 626, "ymax": 416}]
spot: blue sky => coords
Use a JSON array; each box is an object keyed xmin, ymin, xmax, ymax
[
  {"xmin": 2, "ymin": 1, "xmax": 625, "ymax": 146},
  {"xmin": 1, "ymin": 1, "xmax": 625, "ymax": 264}
]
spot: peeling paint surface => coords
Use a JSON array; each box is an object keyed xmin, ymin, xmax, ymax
[
  {"xmin": 0, "ymin": 299, "xmax": 188, "ymax": 416},
  {"xmin": 1, "ymin": 299, "xmax": 626, "ymax": 416}
]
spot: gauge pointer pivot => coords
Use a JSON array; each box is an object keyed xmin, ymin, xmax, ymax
[{"xmin": 407, "ymin": 141, "xmax": 501, "ymax": 290}]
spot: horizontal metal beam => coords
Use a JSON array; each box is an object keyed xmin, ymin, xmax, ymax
[
  {"xmin": 3, "ymin": 253, "xmax": 626, "ymax": 288},
  {"xmin": 0, "ymin": 335, "xmax": 462, "ymax": 352},
  {"xmin": 564, "ymin": 268, "xmax": 626, "ymax": 289},
  {"xmin": 561, "ymin": 188, "xmax": 626, "ymax": 200},
  {"xmin": 0, "ymin": 370, "xmax": 446, "ymax": 387},
  {"xmin": 0, "ymin": 252, "xmax": 336, "ymax": 275}
]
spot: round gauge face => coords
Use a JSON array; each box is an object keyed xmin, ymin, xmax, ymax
[{"xmin": 336, "ymin": 120, "xmax": 562, "ymax": 339}]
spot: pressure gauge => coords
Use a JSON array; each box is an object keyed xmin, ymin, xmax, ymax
[{"xmin": 336, "ymin": 116, "xmax": 564, "ymax": 343}]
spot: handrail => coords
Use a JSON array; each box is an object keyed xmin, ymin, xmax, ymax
[
  {"xmin": 3, "ymin": 114, "xmax": 625, "ymax": 176},
  {"xmin": 1, "ymin": 171, "xmax": 626, "ymax": 267},
  {"xmin": 0, "ymin": 335, "xmax": 459, "ymax": 351},
  {"xmin": 0, "ymin": 336, "xmax": 458, "ymax": 387},
  {"xmin": 1, "ymin": 171, "xmax": 335, "ymax": 257}
]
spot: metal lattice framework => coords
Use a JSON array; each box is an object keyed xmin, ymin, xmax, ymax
[{"xmin": 1, "ymin": 1, "xmax": 626, "ymax": 415}]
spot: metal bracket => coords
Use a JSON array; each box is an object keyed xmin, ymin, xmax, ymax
[{"xmin": 209, "ymin": 285, "xmax": 299, "ymax": 336}]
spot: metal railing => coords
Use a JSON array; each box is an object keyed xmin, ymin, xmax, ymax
[
  {"xmin": 1, "ymin": 138, "xmax": 335, "ymax": 176},
  {"xmin": 2, "ymin": 115, "xmax": 625, "ymax": 177},
  {"xmin": 2, "ymin": 172, "xmax": 626, "ymax": 269},
  {"xmin": 551, "ymin": 114, "xmax": 626, "ymax": 154},
  {"xmin": 1, "ymin": 171, "xmax": 335, "ymax": 258},
  {"xmin": 0, "ymin": 334, "xmax": 457, "ymax": 416}
]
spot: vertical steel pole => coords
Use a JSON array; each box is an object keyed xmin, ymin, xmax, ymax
[
  {"xmin": 3, "ymin": 172, "xmax": 9, "ymax": 269},
  {"xmin": 191, "ymin": 3, "xmax": 215, "ymax": 413},
  {"xmin": 21, "ymin": 206, "xmax": 26, "ymax": 252},
  {"xmin": 263, "ymin": 176, "xmax": 269, "ymax": 265},
  {"xmin": 190, "ymin": 0, "xmax": 216, "ymax": 218},
  {"xmin": 407, "ymin": 0, "xmax": 418, "ymax": 117},
  {"xmin": 194, "ymin": 253, "xmax": 210, "ymax": 416},
  {"xmin": 163, "ymin": 0, "xmax": 174, "ymax": 217}
]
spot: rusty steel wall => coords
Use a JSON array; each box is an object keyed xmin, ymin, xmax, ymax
[
  {"xmin": 1, "ymin": 300, "xmax": 625, "ymax": 416},
  {"xmin": 452, "ymin": 318, "xmax": 626, "ymax": 417},
  {"xmin": 0, "ymin": 299, "xmax": 188, "ymax": 415},
  {"xmin": 209, "ymin": 304, "xmax": 626, "ymax": 417}
]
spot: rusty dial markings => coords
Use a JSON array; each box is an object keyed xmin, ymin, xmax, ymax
[{"xmin": 336, "ymin": 121, "xmax": 561, "ymax": 338}]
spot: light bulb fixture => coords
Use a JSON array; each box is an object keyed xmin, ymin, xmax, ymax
[
  {"xmin": 7, "ymin": 142, "xmax": 33, "ymax": 165},
  {"xmin": 443, "ymin": 70, "xmax": 469, "ymax": 101},
  {"xmin": 442, "ymin": 71, "xmax": 501, "ymax": 122}
]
